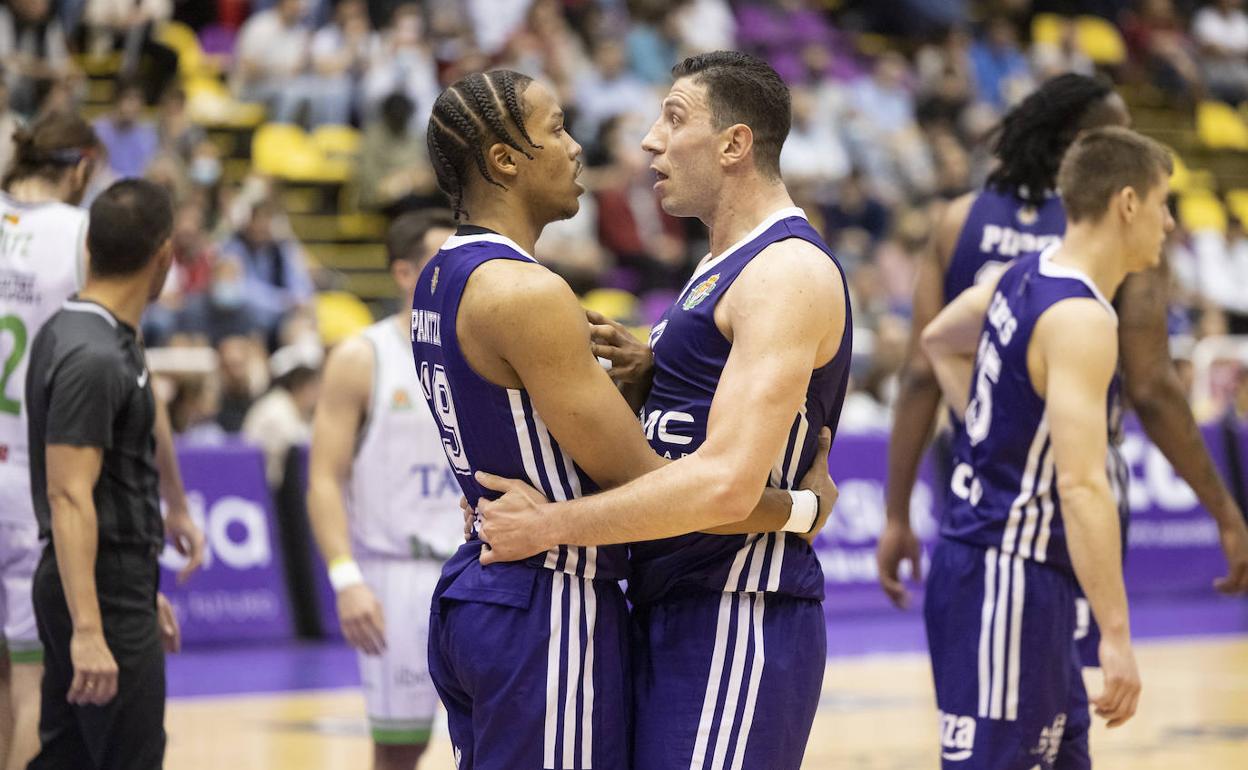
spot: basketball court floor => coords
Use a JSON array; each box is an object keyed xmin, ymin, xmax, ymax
[{"xmin": 165, "ymin": 596, "xmax": 1248, "ymax": 769}]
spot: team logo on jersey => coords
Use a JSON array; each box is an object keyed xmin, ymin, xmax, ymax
[
  {"xmin": 2, "ymin": 214, "xmax": 18, "ymax": 226},
  {"xmin": 1016, "ymin": 206, "xmax": 1038, "ymax": 226},
  {"xmin": 1030, "ymin": 713, "xmax": 1066, "ymax": 765},
  {"xmin": 939, "ymin": 711, "xmax": 976, "ymax": 761},
  {"xmin": 431, "ymin": 266, "xmax": 440, "ymax": 294},
  {"xmin": 391, "ymin": 388, "xmax": 414, "ymax": 411},
  {"xmin": 682, "ymin": 274, "xmax": 719, "ymax": 310}
]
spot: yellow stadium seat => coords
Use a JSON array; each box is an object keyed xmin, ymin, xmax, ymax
[
  {"xmin": 582, "ymin": 288, "xmax": 639, "ymax": 322},
  {"xmin": 1225, "ymin": 189, "xmax": 1248, "ymax": 226},
  {"xmin": 252, "ymin": 123, "xmax": 315, "ymax": 178},
  {"xmin": 312, "ymin": 125, "xmax": 362, "ymax": 158},
  {"xmin": 1031, "ymin": 14, "xmax": 1064, "ymax": 46},
  {"xmin": 1178, "ymin": 192, "xmax": 1227, "ymax": 232},
  {"xmin": 1197, "ymin": 101, "xmax": 1248, "ymax": 151},
  {"xmin": 1075, "ymin": 15, "xmax": 1126, "ymax": 65},
  {"xmin": 156, "ymin": 21, "xmax": 218, "ymax": 78},
  {"xmin": 315, "ymin": 291, "xmax": 376, "ymax": 347}
]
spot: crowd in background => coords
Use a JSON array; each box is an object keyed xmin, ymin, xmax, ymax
[{"xmin": 3, "ymin": 0, "xmax": 1248, "ymax": 485}]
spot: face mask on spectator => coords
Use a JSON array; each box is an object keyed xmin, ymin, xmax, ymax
[
  {"xmin": 212, "ymin": 279, "xmax": 245, "ymax": 310},
  {"xmin": 190, "ymin": 157, "xmax": 222, "ymax": 187}
]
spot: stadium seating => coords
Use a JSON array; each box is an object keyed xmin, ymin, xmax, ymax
[
  {"xmin": 1178, "ymin": 191, "xmax": 1229, "ymax": 232},
  {"xmin": 1196, "ymin": 101, "xmax": 1248, "ymax": 151},
  {"xmin": 1030, "ymin": 14, "xmax": 1127, "ymax": 66}
]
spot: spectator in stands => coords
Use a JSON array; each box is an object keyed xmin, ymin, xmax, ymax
[
  {"xmin": 820, "ymin": 169, "xmax": 890, "ymax": 268},
  {"xmin": 362, "ymin": 3, "xmax": 439, "ymax": 129},
  {"xmin": 1031, "ymin": 16, "xmax": 1095, "ymax": 79},
  {"xmin": 1123, "ymin": 0, "xmax": 1206, "ymax": 104},
  {"xmin": 84, "ymin": 0, "xmax": 176, "ymax": 104},
  {"xmin": 310, "ymin": 0, "xmax": 375, "ymax": 126},
  {"xmin": 244, "ymin": 342, "xmax": 323, "ymax": 486},
  {"xmin": 969, "ymin": 17, "xmax": 1033, "ymax": 112},
  {"xmin": 780, "ymin": 85, "xmax": 851, "ymax": 192},
  {"xmin": 170, "ymin": 255, "xmax": 271, "ymax": 346},
  {"xmin": 94, "ymin": 80, "xmax": 160, "ymax": 178},
  {"xmin": 216, "ymin": 336, "xmax": 266, "ymax": 432},
  {"xmin": 573, "ymin": 38, "xmax": 653, "ymax": 142},
  {"xmin": 0, "ymin": 0, "xmax": 76, "ymax": 116},
  {"xmin": 232, "ymin": 0, "xmax": 320, "ymax": 124},
  {"xmin": 670, "ymin": 0, "xmax": 736, "ymax": 54},
  {"xmin": 355, "ymin": 92, "xmax": 436, "ymax": 216},
  {"xmin": 1192, "ymin": 0, "xmax": 1248, "ymax": 104},
  {"xmin": 220, "ymin": 199, "xmax": 316, "ymax": 334},
  {"xmin": 915, "ymin": 26, "xmax": 975, "ymax": 128},
  {"xmin": 845, "ymin": 52, "xmax": 936, "ymax": 203},
  {"xmin": 158, "ymin": 86, "xmax": 206, "ymax": 162},
  {"xmin": 626, "ymin": 1, "xmax": 680, "ymax": 84},
  {"xmin": 1191, "ymin": 214, "xmax": 1248, "ymax": 334}
]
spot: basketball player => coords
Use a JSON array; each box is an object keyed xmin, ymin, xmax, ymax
[
  {"xmin": 413, "ymin": 69, "xmax": 834, "ymax": 769},
  {"xmin": 474, "ymin": 52, "xmax": 851, "ymax": 769},
  {"xmin": 307, "ymin": 210, "xmax": 457, "ymax": 770},
  {"xmin": 918, "ymin": 126, "xmax": 1172, "ymax": 769},
  {"xmin": 877, "ymin": 74, "xmax": 1248, "ymax": 766},
  {"xmin": 0, "ymin": 115, "xmax": 200, "ymax": 770},
  {"xmin": 879, "ymin": 73, "xmax": 1248, "ymax": 607}
]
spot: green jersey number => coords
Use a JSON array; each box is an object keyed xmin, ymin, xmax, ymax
[{"xmin": 0, "ymin": 315, "xmax": 28, "ymax": 416}]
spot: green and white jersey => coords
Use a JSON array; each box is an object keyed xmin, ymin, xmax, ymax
[
  {"xmin": 347, "ymin": 318, "xmax": 464, "ymax": 560},
  {"xmin": 0, "ymin": 192, "xmax": 87, "ymax": 524}
]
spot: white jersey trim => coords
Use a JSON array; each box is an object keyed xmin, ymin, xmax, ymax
[
  {"xmin": 62, "ymin": 300, "xmax": 117, "ymax": 328},
  {"xmin": 438, "ymin": 233, "xmax": 537, "ymax": 262},
  {"xmin": 685, "ymin": 206, "xmax": 808, "ymax": 288},
  {"xmin": 1038, "ymin": 246, "xmax": 1117, "ymax": 321}
]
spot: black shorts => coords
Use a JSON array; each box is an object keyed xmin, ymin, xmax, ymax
[{"xmin": 29, "ymin": 544, "xmax": 166, "ymax": 770}]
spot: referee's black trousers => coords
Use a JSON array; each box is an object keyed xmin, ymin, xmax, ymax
[{"xmin": 29, "ymin": 544, "xmax": 166, "ymax": 770}]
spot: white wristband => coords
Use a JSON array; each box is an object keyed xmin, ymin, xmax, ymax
[
  {"xmin": 783, "ymin": 489, "xmax": 819, "ymax": 534},
  {"xmin": 329, "ymin": 557, "xmax": 365, "ymax": 592}
]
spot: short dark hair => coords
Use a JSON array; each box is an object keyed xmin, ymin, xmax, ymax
[
  {"xmin": 87, "ymin": 179, "xmax": 174, "ymax": 277},
  {"xmin": 670, "ymin": 51, "xmax": 791, "ymax": 179},
  {"xmin": 426, "ymin": 70, "xmax": 541, "ymax": 220},
  {"xmin": 1057, "ymin": 127, "xmax": 1173, "ymax": 223},
  {"xmin": 386, "ymin": 208, "xmax": 456, "ymax": 266}
]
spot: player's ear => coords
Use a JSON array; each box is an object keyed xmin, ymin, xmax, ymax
[
  {"xmin": 1117, "ymin": 186, "xmax": 1139, "ymax": 222},
  {"xmin": 486, "ymin": 142, "xmax": 519, "ymax": 182},
  {"xmin": 719, "ymin": 123, "xmax": 754, "ymax": 170}
]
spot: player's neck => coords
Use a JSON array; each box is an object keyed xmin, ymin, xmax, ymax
[
  {"xmin": 704, "ymin": 179, "xmax": 795, "ymax": 258},
  {"xmin": 78, "ymin": 278, "xmax": 150, "ymax": 330},
  {"xmin": 1049, "ymin": 224, "xmax": 1129, "ymax": 300},
  {"xmin": 458, "ymin": 196, "xmax": 542, "ymax": 257},
  {"xmin": 5, "ymin": 176, "xmax": 68, "ymax": 205}
]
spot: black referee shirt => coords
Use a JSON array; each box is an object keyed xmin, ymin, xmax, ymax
[{"xmin": 26, "ymin": 298, "xmax": 162, "ymax": 550}]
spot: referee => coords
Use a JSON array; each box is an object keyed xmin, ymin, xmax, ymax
[{"xmin": 25, "ymin": 180, "xmax": 180, "ymax": 769}]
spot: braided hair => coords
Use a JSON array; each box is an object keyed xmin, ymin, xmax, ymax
[
  {"xmin": 426, "ymin": 70, "xmax": 542, "ymax": 221},
  {"xmin": 985, "ymin": 74, "xmax": 1118, "ymax": 207}
]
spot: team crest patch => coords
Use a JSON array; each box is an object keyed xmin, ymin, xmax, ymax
[
  {"xmin": 392, "ymin": 388, "xmax": 414, "ymax": 410},
  {"xmin": 2, "ymin": 214, "xmax": 18, "ymax": 226},
  {"xmin": 682, "ymin": 274, "xmax": 719, "ymax": 310},
  {"xmin": 1016, "ymin": 206, "xmax": 1038, "ymax": 226},
  {"xmin": 430, "ymin": 266, "xmax": 440, "ymax": 293}
]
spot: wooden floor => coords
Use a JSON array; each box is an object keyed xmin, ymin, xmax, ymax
[{"xmin": 165, "ymin": 637, "xmax": 1248, "ymax": 769}]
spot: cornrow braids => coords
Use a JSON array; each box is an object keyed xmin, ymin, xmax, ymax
[{"xmin": 426, "ymin": 70, "xmax": 542, "ymax": 221}]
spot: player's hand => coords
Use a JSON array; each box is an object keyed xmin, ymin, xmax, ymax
[
  {"xmin": 1092, "ymin": 632, "xmax": 1141, "ymax": 728},
  {"xmin": 157, "ymin": 593, "xmax": 182, "ymax": 654},
  {"xmin": 460, "ymin": 495, "xmax": 476, "ymax": 541},
  {"xmin": 1213, "ymin": 513, "xmax": 1248, "ymax": 595},
  {"xmin": 475, "ymin": 471, "xmax": 553, "ymax": 564},
  {"xmin": 876, "ymin": 521, "xmax": 924, "ymax": 609},
  {"xmin": 337, "ymin": 583, "xmax": 386, "ymax": 656},
  {"xmin": 796, "ymin": 427, "xmax": 837, "ymax": 544},
  {"xmin": 165, "ymin": 507, "xmax": 206, "ymax": 585},
  {"xmin": 68, "ymin": 629, "xmax": 119, "ymax": 706},
  {"xmin": 587, "ymin": 310, "xmax": 653, "ymax": 385}
]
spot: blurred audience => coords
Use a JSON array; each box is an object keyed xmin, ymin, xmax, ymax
[
  {"xmin": 95, "ymin": 79, "xmax": 159, "ymax": 178},
  {"xmin": 356, "ymin": 92, "xmax": 436, "ymax": 215},
  {"xmin": 243, "ymin": 342, "xmax": 323, "ymax": 486},
  {"xmin": 220, "ymin": 199, "xmax": 316, "ymax": 336},
  {"xmin": 1192, "ymin": 0, "xmax": 1248, "ymax": 104}
]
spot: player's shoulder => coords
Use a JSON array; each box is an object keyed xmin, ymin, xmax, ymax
[
  {"xmin": 1035, "ymin": 296, "xmax": 1118, "ymax": 351},
  {"xmin": 467, "ymin": 257, "xmax": 577, "ymax": 313},
  {"xmin": 748, "ymin": 236, "xmax": 843, "ymax": 296},
  {"xmin": 325, "ymin": 331, "xmax": 377, "ymax": 372}
]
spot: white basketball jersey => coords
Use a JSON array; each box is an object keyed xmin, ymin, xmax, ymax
[
  {"xmin": 348, "ymin": 318, "xmax": 464, "ymax": 560},
  {"xmin": 0, "ymin": 194, "xmax": 87, "ymax": 524}
]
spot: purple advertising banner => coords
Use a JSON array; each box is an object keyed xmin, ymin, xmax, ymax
[
  {"xmin": 158, "ymin": 441, "xmax": 294, "ymax": 644},
  {"xmin": 813, "ymin": 419, "xmax": 1243, "ymax": 616}
]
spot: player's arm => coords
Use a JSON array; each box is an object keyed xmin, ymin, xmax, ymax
[
  {"xmin": 1040, "ymin": 300, "xmax": 1140, "ymax": 728},
  {"xmin": 879, "ymin": 194, "xmax": 970, "ymax": 607},
  {"xmin": 152, "ymin": 394, "xmax": 204, "ymax": 583},
  {"xmin": 920, "ymin": 277, "xmax": 1001, "ymax": 420},
  {"xmin": 477, "ymin": 241, "xmax": 843, "ymax": 557},
  {"xmin": 1117, "ymin": 267, "xmax": 1248, "ymax": 594},
  {"xmin": 306, "ymin": 336, "xmax": 386, "ymax": 655}
]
